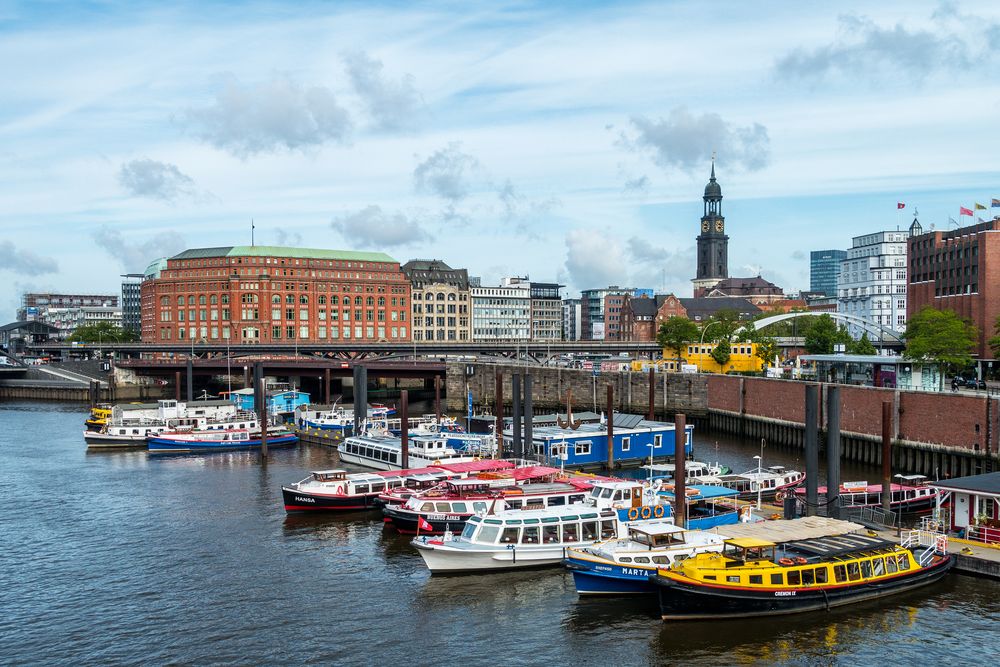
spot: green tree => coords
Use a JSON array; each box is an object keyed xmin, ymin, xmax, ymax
[
  {"xmin": 802, "ymin": 314, "xmax": 849, "ymax": 354},
  {"xmin": 66, "ymin": 322, "xmax": 138, "ymax": 343},
  {"xmin": 904, "ymin": 306, "xmax": 977, "ymax": 387},
  {"xmin": 657, "ymin": 317, "xmax": 700, "ymax": 362},
  {"xmin": 848, "ymin": 332, "xmax": 878, "ymax": 355},
  {"xmin": 710, "ymin": 339, "xmax": 732, "ymax": 368},
  {"xmin": 705, "ymin": 308, "xmax": 742, "ymax": 343},
  {"xmin": 753, "ymin": 335, "xmax": 778, "ymax": 367},
  {"xmin": 988, "ymin": 315, "xmax": 1000, "ymax": 359}
]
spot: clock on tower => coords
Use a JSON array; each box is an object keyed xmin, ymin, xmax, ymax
[{"xmin": 694, "ymin": 160, "xmax": 728, "ymax": 290}]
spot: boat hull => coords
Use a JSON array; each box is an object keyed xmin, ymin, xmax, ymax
[
  {"xmin": 652, "ymin": 555, "xmax": 954, "ymax": 620},
  {"xmin": 281, "ymin": 487, "xmax": 380, "ymax": 512},
  {"xmin": 84, "ymin": 432, "xmax": 150, "ymax": 448},
  {"xmin": 148, "ymin": 433, "xmax": 299, "ymax": 453},
  {"xmin": 383, "ymin": 505, "xmax": 470, "ymax": 535},
  {"xmin": 565, "ymin": 558, "xmax": 656, "ymax": 595},
  {"xmin": 413, "ymin": 538, "xmax": 570, "ymax": 574}
]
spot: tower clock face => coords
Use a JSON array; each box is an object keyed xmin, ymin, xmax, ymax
[
  {"xmin": 701, "ymin": 221, "xmax": 709, "ymax": 233},
  {"xmin": 715, "ymin": 220, "xmax": 724, "ymax": 232}
]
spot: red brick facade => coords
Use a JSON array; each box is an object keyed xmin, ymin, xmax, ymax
[{"xmin": 140, "ymin": 246, "xmax": 411, "ymax": 344}]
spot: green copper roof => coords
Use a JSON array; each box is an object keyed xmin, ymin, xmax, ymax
[{"xmin": 171, "ymin": 246, "xmax": 396, "ymax": 263}]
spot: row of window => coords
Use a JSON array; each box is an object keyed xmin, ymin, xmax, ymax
[
  {"xmin": 707, "ymin": 553, "xmax": 911, "ymax": 586},
  {"xmin": 158, "ymin": 325, "xmax": 409, "ymax": 341}
]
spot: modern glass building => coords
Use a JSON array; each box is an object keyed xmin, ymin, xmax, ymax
[{"xmin": 810, "ymin": 249, "xmax": 847, "ymax": 297}]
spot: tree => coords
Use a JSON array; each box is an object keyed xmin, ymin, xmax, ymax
[
  {"xmin": 705, "ymin": 308, "xmax": 742, "ymax": 343},
  {"xmin": 802, "ymin": 314, "xmax": 850, "ymax": 354},
  {"xmin": 988, "ymin": 315, "xmax": 1000, "ymax": 359},
  {"xmin": 753, "ymin": 335, "xmax": 778, "ymax": 368},
  {"xmin": 904, "ymin": 307, "xmax": 977, "ymax": 385},
  {"xmin": 657, "ymin": 317, "xmax": 700, "ymax": 362},
  {"xmin": 66, "ymin": 322, "xmax": 138, "ymax": 343},
  {"xmin": 848, "ymin": 332, "xmax": 878, "ymax": 355},
  {"xmin": 710, "ymin": 338, "xmax": 731, "ymax": 368}
]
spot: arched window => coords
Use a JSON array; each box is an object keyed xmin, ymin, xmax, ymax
[
  {"xmin": 210, "ymin": 295, "xmax": 218, "ymax": 305},
  {"xmin": 188, "ymin": 296, "xmax": 195, "ymax": 305},
  {"xmin": 355, "ymin": 296, "xmax": 363, "ymax": 306},
  {"xmin": 318, "ymin": 295, "xmax": 327, "ymax": 305},
  {"xmin": 366, "ymin": 297, "xmax": 375, "ymax": 306},
  {"xmin": 299, "ymin": 295, "xmax": 308, "ymax": 304},
  {"xmin": 286, "ymin": 294, "xmax": 294, "ymax": 304},
  {"xmin": 177, "ymin": 296, "xmax": 184, "ymax": 306},
  {"xmin": 221, "ymin": 294, "xmax": 230, "ymax": 304},
  {"xmin": 343, "ymin": 296, "xmax": 351, "ymax": 305},
  {"xmin": 271, "ymin": 295, "xmax": 281, "ymax": 304},
  {"xmin": 377, "ymin": 297, "xmax": 385, "ymax": 306},
  {"xmin": 447, "ymin": 293, "xmax": 456, "ymax": 301},
  {"xmin": 436, "ymin": 293, "xmax": 445, "ymax": 301},
  {"xmin": 160, "ymin": 297, "xmax": 169, "ymax": 306},
  {"xmin": 198, "ymin": 295, "xmax": 206, "ymax": 305}
]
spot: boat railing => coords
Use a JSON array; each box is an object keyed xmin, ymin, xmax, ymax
[
  {"xmin": 902, "ymin": 529, "xmax": 947, "ymax": 558},
  {"xmin": 965, "ymin": 524, "xmax": 1000, "ymax": 546},
  {"xmin": 843, "ymin": 504, "xmax": 897, "ymax": 529}
]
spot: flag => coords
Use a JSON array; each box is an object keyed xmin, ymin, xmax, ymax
[
  {"xmin": 992, "ymin": 198, "xmax": 1000, "ymax": 208},
  {"xmin": 960, "ymin": 206, "xmax": 974, "ymax": 216},
  {"xmin": 976, "ymin": 202, "xmax": 987, "ymax": 210},
  {"xmin": 417, "ymin": 516, "xmax": 433, "ymax": 533},
  {"xmin": 897, "ymin": 202, "xmax": 905, "ymax": 209}
]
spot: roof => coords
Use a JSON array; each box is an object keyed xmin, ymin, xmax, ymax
[
  {"xmin": 658, "ymin": 484, "xmax": 739, "ymax": 500},
  {"xmin": 800, "ymin": 354, "xmax": 922, "ymax": 366},
  {"xmin": 725, "ymin": 537, "xmax": 776, "ymax": 549},
  {"xmin": 786, "ymin": 533, "xmax": 897, "ymax": 558},
  {"xmin": 630, "ymin": 522, "xmax": 685, "ymax": 536},
  {"xmin": 0, "ymin": 320, "xmax": 61, "ymax": 333},
  {"xmin": 170, "ymin": 246, "xmax": 396, "ymax": 263},
  {"xmin": 627, "ymin": 297, "xmax": 657, "ymax": 317},
  {"xmin": 678, "ymin": 297, "xmax": 760, "ymax": 320},
  {"xmin": 929, "ymin": 472, "xmax": 1000, "ymax": 495}
]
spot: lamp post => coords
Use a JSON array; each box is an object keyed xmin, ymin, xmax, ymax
[
  {"xmin": 753, "ymin": 454, "xmax": 763, "ymax": 510},
  {"xmin": 697, "ymin": 321, "xmax": 720, "ymax": 371}
]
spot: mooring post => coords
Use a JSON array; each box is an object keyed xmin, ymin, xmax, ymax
[
  {"xmin": 674, "ymin": 413, "xmax": 687, "ymax": 529},
  {"xmin": 174, "ymin": 371, "xmax": 181, "ymax": 401},
  {"xmin": 826, "ymin": 386, "xmax": 841, "ymax": 519},
  {"xmin": 255, "ymin": 362, "xmax": 268, "ymax": 460},
  {"xmin": 805, "ymin": 384, "xmax": 819, "ymax": 517},
  {"xmin": 882, "ymin": 401, "xmax": 892, "ymax": 513},
  {"xmin": 434, "ymin": 375, "xmax": 442, "ymax": 424},
  {"xmin": 512, "ymin": 372, "xmax": 522, "ymax": 460},
  {"xmin": 400, "ymin": 389, "xmax": 409, "ymax": 469},
  {"xmin": 495, "ymin": 370, "xmax": 503, "ymax": 457},
  {"xmin": 353, "ymin": 364, "xmax": 367, "ymax": 436},
  {"xmin": 243, "ymin": 365, "xmax": 250, "ymax": 389},
  {"xmin": 606, "ymin": 384, "xmax": 615, "ymax": 470},
  {"xmin": 324, "ymin": 368, "xmax": 331, "ymax": 405},
  {"xmin": 647, "ymin": 367, "xmax": 655, "ymax": 421},
  {"xmin": 523, "ymin": 373, "xmax": 534, "ymax": 461},
  {"xmin": 186, "ymin": 358, "xmax": 193, "ymax": 402}
]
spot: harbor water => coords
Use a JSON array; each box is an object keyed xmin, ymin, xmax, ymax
[{"xmin": 1, "ymin": 401, "xmax": 997, "ymax": 666}]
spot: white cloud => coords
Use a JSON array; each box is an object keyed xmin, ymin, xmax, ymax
[
  {"xmin": 331, "ymin": 205, "xmax": 431, "ymax": 248},
  {"xmin": 91, "ymin": 226, "xmax": 186, "ymax": 272},
  {"xmin": 343, "ymin": 51, "xmax": 423, "ymax": 131},
  {"xmin": 184, "ymin": 73, "xmax": 352, "ymax": 158},
  {"xmin": 0, "ymin": 240, "xmax": 59, "ymax": 276},
  {"xmin": 118, "ymin": 158, "xmax": 196, "ymax": 202},
  {"xmin": 413, "ymin": 142, "xmax": 479, "ymax": 202},
  {"xmin": 564, "ymin": 229, "xmax": 626, "ymax": 290}
]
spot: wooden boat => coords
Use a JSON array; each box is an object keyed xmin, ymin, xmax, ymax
[
  {"xmin": 651, "ymin": 532, "xmax": 953, "ymax": 620},
  {"xmin": 282, "ymin": 467, "xmax": 452, "ymax": 512},
  {"xmin": 147, "ymin": 427, "xmax": 298, "ymax": 454},
  {"xmin": 790, "ymin": 475, "xmax": 937, "ymax": 513}
]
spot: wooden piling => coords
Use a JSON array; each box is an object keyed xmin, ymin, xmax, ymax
[
  {"xmin": 882, "ymin": 401, "xmax": 892, "ymax": 513},
  {"xmin": 606, "ymin": 384, "xmax": 614, "ymax": 470},
  {"xmin": 401, "ymin": 389, "xmax": 409, "ymax": 468},
  {"xmin": 674, "ymin": 413, "xmax": 687, "ymax": 529}
]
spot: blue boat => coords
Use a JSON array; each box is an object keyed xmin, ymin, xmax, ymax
[
  {"xmin": 565, "ymin": 523, "xmax": 726, "ymax": 595},
  {"xmin": 147, "ymin": 428, "xmax": 299, "ymax": 454},
  {"xmin": 654, "ymin": 484, "xmax": 741, "ymax": 530}
]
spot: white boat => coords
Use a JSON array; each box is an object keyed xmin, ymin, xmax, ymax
[
  {"xmin": 337, "ymin": 431, "xmax": 479, "ymax": 471},
  {"xmin": 84, "ymin": 399, "xmax": 261, "ymax": 449},
  {"xmin": 411, "ymin": 480, "xmax": 670, "ymax": 574},
  {"xmin": 641, "ymin": 461, "xmax": 731, "ymax": 481},
  {"xmin": 692, "ymin": 465, "xmax": 804, "ymax": 501}
]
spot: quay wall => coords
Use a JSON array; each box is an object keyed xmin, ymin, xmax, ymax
[{"xmin": 447, "ymin": 363, "xmax": 998, "ymax": 477}]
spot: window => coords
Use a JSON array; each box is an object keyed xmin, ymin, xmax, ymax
[
  {"xmin": 815, "ymin": 567, "xmax": 828, "ymax": 584},
  {"xmin": 897, "ymin": 555, "xmax": 910, "ymax": 571},
  {"xmin": 770, "ymin": 573, "xmax": 783, "ymax": 585},
  {"xmin": 749, "ymin": 575, "xmax": 763, "ymax": 585},
  {"xmin": 860, "ymin": 560, "xmax": 872, "ymax": 579},
  {"xmin": 582, "ymin": 522, "xmax": 598, "ymax": 540},
  {"xmin": 801, "ymin": 569, "xmax": 814, "ymax": 585},
  {"xmin": 886, "ymin": 556, "xmax": 898, "ymax": 574},
  {"xmin": 654, "ymin": 434, "xmax": 662, "ymax": 448},
  {"xmin": 562, "ymin": 523, "xmax": 579, "ymax": 542},
  {"xmin": 847, "ymin": 562, "xmax": 861, "ymax": 581},
  {"xmin": 787, "ymin": 570, "xmax": 801, "ymax": 585},
  {"xmin": 478, "ymin": 525, "xmax": 500, "ymax": 543},
  {"xmin": 622, "ymin": 437, "xmax": 630, "ymax": 452},
  {"xmin": 500, "ymin": 527, "xmax": 520, "ymax": 543},
  {"xmin": 521, "ymin": 526, "xmax": 539, "ymax": 544},
  {"xmin": 542, "ymin": 524, "xmax": 559, "ymax": 543}
]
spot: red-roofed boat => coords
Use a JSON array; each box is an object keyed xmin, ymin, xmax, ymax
[{"xmin": 790, "ymin": 475, "xmax": 937, "ymax": 513}]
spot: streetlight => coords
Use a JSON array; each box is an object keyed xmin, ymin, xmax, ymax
[
  {"xmin": 753, "ymin": 454, "xmax": 763, "ymax": 511},
  {"xmin": 696, "ymin": 321, "xmax": 720, "ymax": 371}
]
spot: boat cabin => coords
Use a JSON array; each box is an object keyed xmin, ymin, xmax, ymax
[
  {"xmin": 628, "ymin": 523, "xmax": 689, "ymax": 549},
  {"xmin": 460, "ymin": 508, "xmax": 617, "ymax": 546},
  {"xmin": 929, "ymin": 471, "xmax": 1000, "ymax": 544},
  {"xmin": 312, "ymin": 470, "xmax": 349, "ymax": 482},
  {"xmin": 722, "ymin": 537, "xmax": 777, "ymax": 564}
]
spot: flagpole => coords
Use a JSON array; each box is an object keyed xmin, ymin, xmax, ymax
[{"xmin": 251, "ymin": 218, "xmax": 255, "ymax": 246}]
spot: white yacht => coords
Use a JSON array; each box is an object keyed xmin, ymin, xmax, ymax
[{"xmin": 337, "ymin": 432, "xmax": 479, "ymax": 470}]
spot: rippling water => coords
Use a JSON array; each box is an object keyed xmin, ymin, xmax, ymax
[{"xmin": 1, "ymin": 401, "xmax": 996, "ymax": 666}]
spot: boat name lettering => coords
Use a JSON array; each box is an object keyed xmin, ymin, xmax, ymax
[
  {"xmin": 774, "ymin": 591, "xmax": 796, "ymax": 597},
  {"xmin": 621, "ymin": 568, "xmax": 645, "ymax": 577},
  {"xmin": 426, "ymin": 514, "xmax": 461, "ymax": 521},
  {"xmin": 294, "ymin": 497, "xmax": 316, "ymax": 503}
]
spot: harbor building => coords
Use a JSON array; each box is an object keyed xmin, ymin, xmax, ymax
[
  {"xmin": 692, "ymin": 161, "xmax": 729, "ymax": 297},
  {"xmin": 120, "ymin": 274, "xmax": 144, "ymax": 337},
  {"xmin": 562, "ymin": 298, "xmax": 582, "ymax": 341},
  {"xmin": 580, "ymin": 286, "xmax": 630, "ymax": 340},
  {"xmin": 17, "ymin": 292, "xmax": 121, "ymax": 338},
  {"xmin": 401, "ymin": 259, "xmax": 471, "ymax": 342},
  {"xmin": 810, "ymin": 249, "xmax": 847, "ymax": 297},
  {"xmin": 669, "ymin": 341, "xmax": 764, "ymax": 374},
  {"xmin": 471, "ymin": 277, "xmax": 531, "ymax": 341},
  {"xmin": 529, "ymin": 282, "xmax": 563, "ymax": 341},
  {"xmin": 838, "ymin": 227, "xmax": 911, "ymax": 334},
  {"xmin": 139, "ymin": 246, "xmax": 410, "ymax": 344},
  {"xmin": 620, "ymin": 294, "xmax": 658, "ymax": 341},
  {"xmin": 908, "ymin": 216, "xmax": 1000, "ymax": 361}
]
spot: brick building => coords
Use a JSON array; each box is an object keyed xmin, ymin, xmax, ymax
[
  {"xmin": 401, "ymin": 259, "xmax": 471, "ymax": 342},
  {"xmin": 620, "ymin": 295, "xmax": 658, "ymax": 341},
  {"xmin": 140, "ymin": 246, "xmax": 410, "ymax": 344},
  {"xmin": 908, "ymin": 217, "xmax": 1000, "ymax": 360}
]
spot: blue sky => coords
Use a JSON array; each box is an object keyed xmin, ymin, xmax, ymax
[{"xmin": 2, "ymin": 0, "xmax": 1000, "ymax": 318}]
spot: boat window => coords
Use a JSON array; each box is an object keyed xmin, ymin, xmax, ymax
[
  {"xmin": 847, "ymin": 562, "xmax": 861, "ymax": 581},
  {"xmin": 473, "ymin": 502, "xmax": 488, "ymax": 513},
  {"xmin": 569, "ymin": 495, "xmax": 586, "ymax": 504},
  {"xmin": 872, "ymin": 557, "xmax": 885, "ymax": 577},
  {"xmin": 619, "ymin": 557, "xmax": 633, "ymax": 563},
  {"xmin": 371, "ymin": 483, "xmax": 384, "ymax": 492},
  {"xmin": 801, "ymin": 569, "xmax": 814, "ymax": 585},
  {"xmin": 886, "ymin": 556, "xmax": 898, "ymax": 574},
  {"xmin": 484, "ymin": 519, "xmax": 502, "ymax": 525},
  {"xmin": 634, "ymin": 556, "xmax": 650, "ymax": 564},
  {"xmin": 652, "ymin": 556, "xmax": 670, "ymax": 564},
  {"xmin": 421, "ymin": 503, "xmax": 434, "ymax": 512},
  {"xmin": 460, "ymin": 523, "xmax": 477, "ymax": 539},
  {"xmin": 582, "ymin": 522, "xmax": 598, "ymax": 540},
  {"xmin": 600, "ymin": 520, "xmax": 616, "ymax": 539},
  {"xmin": 543, "ymin": 525, "xmax": 559, "ymax": 543},
  {"xmin": 726, "ymin": 575, "xmax": 740, "ymax": 583},
  {"xmin": 526, "ymin": 500, "xmax": 545, "ymax": 510},
  {"xmin": 478, "ymin": 525, "xmax": 500, "ymax": 544},
  {"xmin": 770, "ymin": 573, "xmax": 783, "ymax": 585},
  {"xmin": 815, "ymin": 567, "xmax": 828, "ymax": 584},
  {"xmin": 548, "ymin": 496, "xmax": 566, "ymax": 506},
  {"xmin": 436, "ymin": 503, "xmax": 451, "ymax": 512},
  {"xmin": 897, "ymin": 555, "xmax": 910, "ymax": 571},
  {"xmin": 860, "ymin": 560, "xmax": 872, "ymax": 579},
  {"xmin": 704, "ymin": 575, "xmax": 716, "ymax": 581},
  {"xmin": 355, "ymin": 484, "xmax": 369, "ymax": 494},
  {"xmin": 522, "ymin": 518, "xmax": 540, "ymax": 525},
  {"xmin": 506, "ymin": 499, "xmax": 523, "ymax": 509},
  {"xmin": 833, "ymin": 565, "xmax": 846, "ymax": 582},
  {"xmin": 452, "ymin": 502, "xmax": 468, "ymax": 513},
  {"xmin": 613, "ymin": 491, "xmax": 624, "ymax": 501},
  {"xmin": 521, "ymin": 526, "xmax": 539, "ymax": 544},
  {"xmin": 590, "ymin": 488, "xmax": 602, "ymax": 498},
  {"xmin": 787, "ymin": 570, "xmax": 801, "ymax": 585},
  {"xmin": 562, "ymin": 523, "xmax": 579, "ymax": 543},
  {"xmin": 500, "ymin": 527, "xmax": 520, "ymax": 543},
  {"xmin": 749, "ymin": 575, "xmax": 763, "ymax": 585},
  {"xmin": 601, "ymin": 488, "xmax": 614, "ymax": 499},
  {"xmin": 541, "ymin": 516, "xmax": 559, "ymax": 524}
]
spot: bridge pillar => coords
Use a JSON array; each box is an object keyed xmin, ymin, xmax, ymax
[
  {"xmin": 524, "ymin": 374, "xmax": 533, "ymax": 460},
  {"xmin": 175, "ymin": 371, "xmax": 181, "ymax": 401},
  {"xmin": 826, "ymin": 386, "xmax": 842, "ymax": 520},
  {"xmin": 804, "ymin": 384, "xmax": 819, "ymax": 517},
  {"xmin": 324, "ymin": 368, "xmax": 331, "ymax": 405},
  {"xmin": 186, "ymin": 359, "xmax": 193, "ymax": 402},
  {"xmin": 353, "ymin": 365, "xmax": 368, "ymax": 435}
]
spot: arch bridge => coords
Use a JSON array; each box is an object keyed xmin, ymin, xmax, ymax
[{"xmin": 747, "ymin": 311, "xmax": 904, "ymax": 347}]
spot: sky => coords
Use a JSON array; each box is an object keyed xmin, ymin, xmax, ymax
[{"xmin": 3, "ymin": 0, "xmax": 1000, "ymax": 319}]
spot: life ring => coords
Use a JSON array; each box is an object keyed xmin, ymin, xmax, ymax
[
  {"xmin": 627, "ymin": 507, "xmax": 640, "ymax": 521},
  {"xmin": 640, "ymin": 506, "xmax": 652, "ymax": 520},
  {"xmin": 778, "ymin": 558, "xmax": 794, "ymax": 566},
  {"xmin": 432, "ymin": 460, "xmax": 441, "ymax": 465},
  {"xmin": 794, "ymin": 557, "xmax": 808, "ymax": 565},
  {"xmin": 775, "ymin": 491, "xmax": 786, "ymax": 502},
  {"xmin": 740, "ymin": 505, "xmax": 752, "ymax": 519},
  {"xmin": 336, "ymin": 485, "xmax": 345, "ymax": 494},
  {"xmin": 653, "ymin": 505, "xmax": 665, "ymax": 518}
]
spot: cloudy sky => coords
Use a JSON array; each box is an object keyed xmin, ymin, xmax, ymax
[{"xmin": 3, "ymin": 0, "xmax": 1000, "ymax": 318}]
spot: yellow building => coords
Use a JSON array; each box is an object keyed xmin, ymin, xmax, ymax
[{"xmin": 660, "ymin": 341, "xmax": 764, "ymax": 374}]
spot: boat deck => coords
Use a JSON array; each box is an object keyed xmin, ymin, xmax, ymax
[{"xmin": 707, "ymin": 516, "xmax": 865, "ymax": 542}]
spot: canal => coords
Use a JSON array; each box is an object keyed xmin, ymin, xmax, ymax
[{"xmin": 1, "ymin": 401, "xmax": 996, "ymax": 665}]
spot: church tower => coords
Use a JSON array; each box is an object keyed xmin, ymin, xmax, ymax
[{"xmin": 692, "ymin": 160, "xmax": 729, "ymax": 296}]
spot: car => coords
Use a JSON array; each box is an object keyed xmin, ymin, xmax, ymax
[
  {"xmin": 975, "ymin": 379, "xmax": 987, "ymax": 390},
  {"xmin": 951, "ymin": 377, "xmax": 966, "ymax": 387}
]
